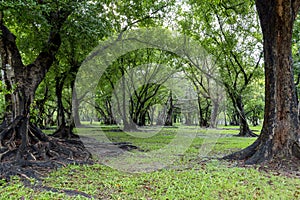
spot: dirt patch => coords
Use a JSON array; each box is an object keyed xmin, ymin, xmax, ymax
[{"xmin": 80, "ymin": 135, "xmax": 141, "ymax": 159}]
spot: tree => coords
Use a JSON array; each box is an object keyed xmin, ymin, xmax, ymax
[
  {"xmin": 31, "ymin": 78, "xmax": 56, "ymax": 128},
  {"xmin": 64, "ymin": 1, "xmax": 172, "ymax": 130},
  {"xmin": 183, "ymin": 59, "xmax": 224, "ymax": 128},
  {"xmin": 244, "ymin": 80, "xmax": 264, "ymax": 126},
  {"xmin": 0, "ymin": 2, "xmax": 92, "ymax": 178},
  {"xmin": 103, "ymin": 49, "xmax": 179, "ymax": 130},
  {"xmin": 225, "ymin": 0, "xmax": 300, "ymax": 164},
  {"xmin": 178, "ymin": 1, "xmax": 263, "ymax": 136},
  {"xmin": 164, "ymin": 91, "xmax": 174, "ymax": 126},
  {"xmin": 49, "ymin": 0, "xmax": 118, "ymax": 132},
  {"xmin": 0, "ymin": 0, "xmax": 173, "ymax": 178}
]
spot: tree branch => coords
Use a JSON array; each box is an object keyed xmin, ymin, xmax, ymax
[
  {"xmin": 122, "ymin": 4, "xmax": 168, "ymax": 32},
  {"xmin": 0, "ymin": 12, "xmax": 24, "ymax": 70},
  {"xmin": 29, "ymin": 8, "xmax": 72, "ymax": 81},
  {"xmin": 292, "ymin": 0, "xmax": 300, "ymax": 20}
]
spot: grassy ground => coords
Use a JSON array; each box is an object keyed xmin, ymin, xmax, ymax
[{"xmin": 1, "ymin": 125, "xmax": 299, "ymax": 199}]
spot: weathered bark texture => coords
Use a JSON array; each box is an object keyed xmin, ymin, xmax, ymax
[
  {"xmin": 0, "ymin": 10, "xmax": 91, "ymax": 179},
  {"xmin": 225, "ymin": 0, "xmax": 300, "ymax": 164}
]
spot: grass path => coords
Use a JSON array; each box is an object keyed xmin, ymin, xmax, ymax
[{"xmin": 0, "ymin": 125, "xmax": 299, "ymax": 199}]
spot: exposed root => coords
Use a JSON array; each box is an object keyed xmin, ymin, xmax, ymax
[
  {"xmin": 236, "ymin": 130, "xmax": 258, "ymax": 137},
  {"xmin": 223, "ymin": 138, "xmax": 300, "ymax": 167},
  {"xmin": 112, "ymin": 142, "xmax": 142, "ymax": 151},
  {"xmin": 22, "ymin": 179, "xmax": 94, "ymax": 199},
  {"xmin": 0, "ymin": 117, "xmax": 92, "ymax": 181},
  {"xmin": 50, "ymin": 123, "xmax": 79, "ymax": 139},
  {"xmin": 223, "ymin": 139, "xmax": 260, "ymax": 161}
]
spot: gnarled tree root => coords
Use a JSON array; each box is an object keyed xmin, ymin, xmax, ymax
[
  {"xmin": 50, "ymin": 123, "xmax": 80, "ymax": 139},
  {"xmin": 236, "ymin": 130, "xmax": 258, "ymax": 137},
  {"xmin": 223, "ymin": 138, "xmax": 300, "ymax": 166},
  {"xmin": 0, "ymin": 117, "xmax": 92, "ymax": 181}
]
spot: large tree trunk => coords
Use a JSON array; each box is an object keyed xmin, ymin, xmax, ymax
[
  {"xmin": 156, "ymin": 110, "xmax": 165, "ymax": 125},
  {"xmin": 34, "ymin": 86, "xmax": 50, "ymax": 128},
  {"xmin": 138, "ymin": 111, "xmax": 147, "ymax": 126},
  {"xmin": 69, "ymin": 63, "xmax": 82, "ymax": 128},
  {"xmin": 225, "ymin": 0, "xmax": 300, "ymax": 164},
  {"xmin": 104, "ymin": 99, "xmax": 117, "ymax": 125},
  {"xmin": 1, "ymin": 58, "xmax": 13, "ymax": 125},
  {"xmin": 184, "ymin": 113, "xmax": 192, "ymax": 126},
  {"xmin": 0, "ymin": 10, "xmax": 90, "ymax": 179},
  {"xmin": 121, "ymin": 69, "xmax": 137, "ymax": 131}
]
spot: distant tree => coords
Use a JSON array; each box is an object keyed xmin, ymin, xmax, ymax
[
  {"xmin": 183, "ymin": 59, "xmax": 224, "ymax": 128},
  {"xmin": 244, "ymin": 80, "xmax": 264, "ymax": 126},
  {"xmin": 102, "ymin": 49, "xmax": 178, "ymax": 130},
  {"xmin": 178, "ymin": 1, "xmax": 263, "ymax": 136}
]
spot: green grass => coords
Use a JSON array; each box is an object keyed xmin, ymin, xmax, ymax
[{"xmin": 1, "ymin": 125, "xmax": 299, "ymax": 199}]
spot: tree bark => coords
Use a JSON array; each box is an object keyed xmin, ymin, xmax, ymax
[
  {"xmin": 69, "ymin": 61, "xmax": 83, "ymax": 128},
  {"xmin": 209, "ymin": 100, "xmax": 219, "ymax": 128},
  {"xmin": 72, "ymin": 85, "xmax": 82, "ymax": 127},
  {"xmin": 33, "ymin": 86, "xmax": 50, "ymax": 128},
  {"xmin": 164, "ymin": 91, "xmax": 173, "ymax": 126},
  {"xmin": 236, "ymin": 96, "xmax": 257, "ymax": 137},
  {"xmin": 156, "ymin": 110, "xmax": 165, "ymax": 125},
  {"xmin": 55, "ymin": 74, "xmax": 66, "ymax": 128},
  {"xmin": 227, "ymin": 90, "xmax": 256, "ymax": 136},
  {"xmin": 51, "ymin": 72, "xmax": 79, "ymax": 139},
  {"xmin": 0, "ymin": 9, "xmax": 90, "ymax": 171},
  {"xmin": 225, "ymin": 0, "xmax": 300, "ymax": 164},
  {"xmin": 197, "ymin": 93, "xmax": 209, "ymax": 127},
  {"xmin": 184, "ymin": 113, "xmax": 192, "ymax": 126}
]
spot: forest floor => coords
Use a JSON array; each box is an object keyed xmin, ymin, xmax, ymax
[{"xmin": 0, "ymin": 125, "xmax": 299, "ymax": 199}]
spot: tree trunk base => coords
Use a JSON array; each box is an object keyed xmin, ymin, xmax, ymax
[
  {"xmin": 50, "ymin": 123, "xmax": 80, "ymax": 139},
  {"xmin": 0, "ymin": 117, "xmax": 92, "ymax": 180},
  {"xmin": 223, "ymin": 138, "xmax": 300, "ymax": 166},
  {"xmin": 236, "ymin": 130, "xmax": 258, "ymax": 137},
  {"xmin": 123, "ymin": 123, "xmax": 140, "ymax": 132}
]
